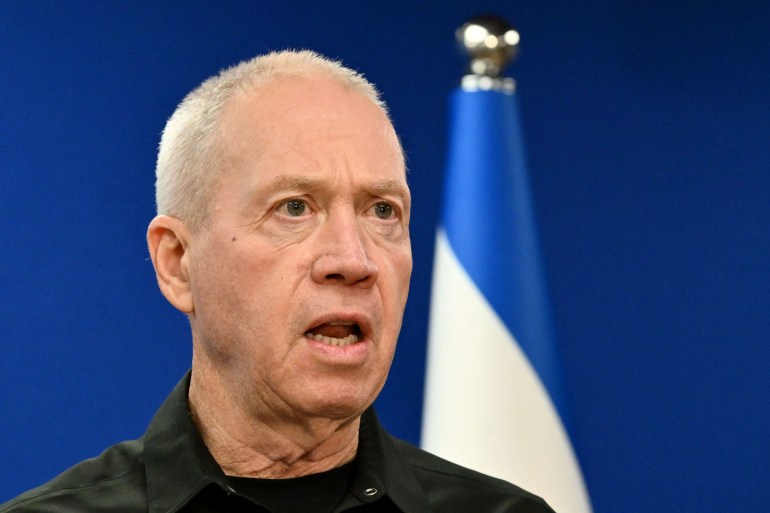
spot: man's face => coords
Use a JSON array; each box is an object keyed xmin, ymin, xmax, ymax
[{"xmin": 187, "ymin": 75, "xmax": 412, "ymax": 422}]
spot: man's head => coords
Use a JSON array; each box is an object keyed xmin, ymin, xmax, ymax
[{"xmin": 147, "ymin": 50, "xmax": 412, "ymax": 424}]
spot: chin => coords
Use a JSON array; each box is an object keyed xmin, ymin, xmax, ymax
[{"xmin": 298, "ymin": 386, "xmax": 376, "ymax": 421}]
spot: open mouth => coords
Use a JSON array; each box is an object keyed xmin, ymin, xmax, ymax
[{"xmin": 304, "ymin": 321, "xmax": 363, "ymax": 347}]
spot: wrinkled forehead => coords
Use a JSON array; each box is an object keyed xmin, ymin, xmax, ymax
[
  {"xmin": 209, "ymin": 75, "xmax": 408, "ymax": 209},
  {"xmin": 218, "ymin": 74, "xmax": 405, "ymax": 170}
]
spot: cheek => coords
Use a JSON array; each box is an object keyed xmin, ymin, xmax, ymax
[
  {"xmin": 191, "ymin": 244, "xmax": 267, "ymax": 329},
  {"xmin": 379, "ymin": 249, "xmax": 412, "ymax": 324},
  {"xmin": 390, "ymin": 249, "xmax": 413, "ymax": 300}
]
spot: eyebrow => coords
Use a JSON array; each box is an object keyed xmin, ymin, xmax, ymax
[
  {"xmin": 267, "ymin": 175, "xmax": 323, "ymax": 192},
  {"xmin": 369, "ymin": 178, "xmax": 411, "ymax": 202}
]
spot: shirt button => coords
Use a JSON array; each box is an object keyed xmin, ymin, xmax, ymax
[{"xmin": 364, "ymin": 488, "xmax": 378, "ymax": 496}]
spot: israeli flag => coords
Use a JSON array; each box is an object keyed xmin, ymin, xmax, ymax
[{"xmin": 421, "ymin": 84, "xmax": 592, "ymax": 513}]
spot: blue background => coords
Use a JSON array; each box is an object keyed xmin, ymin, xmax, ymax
[{"xmin": 2, "ymin": 2, "xmax": 768, "ymax": 512}]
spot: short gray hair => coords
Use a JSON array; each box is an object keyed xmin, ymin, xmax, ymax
[{"xmin": 155, "ymin": 50, "xmax": 389, "ymax": 231}]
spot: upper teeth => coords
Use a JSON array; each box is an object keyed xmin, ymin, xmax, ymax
[{"xmin": 307, "ymin": 333, "xmax": 359, "ymax": 347}]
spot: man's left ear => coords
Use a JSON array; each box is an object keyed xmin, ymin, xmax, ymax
[{"xmin": 147, "ymin": 215, "xmax": 194, "ymax": 313}]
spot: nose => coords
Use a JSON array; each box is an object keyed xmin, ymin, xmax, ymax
[{"xmin": 311, "ymin": 210, "xmax": 379, "ymax": 287}]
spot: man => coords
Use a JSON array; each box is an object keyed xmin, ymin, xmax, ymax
[{"xmin": 1, "ymin": 50, "xmax": 555, "ymax": 513}]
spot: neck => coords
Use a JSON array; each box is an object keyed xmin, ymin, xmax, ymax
[{"xmin": 188, "ymin": 356, "xmax": 360, "ymax": 479}]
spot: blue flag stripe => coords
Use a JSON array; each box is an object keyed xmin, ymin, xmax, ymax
[{"xmin": 441, "ymin": 88, "xmax": 567, "ymax": 421}]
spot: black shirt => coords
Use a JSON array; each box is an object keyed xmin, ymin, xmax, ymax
[
  {"xmin": 0, "ymin": 373, "xmax": 555, "ymax": 513},
  {"xmin": 229, "ymin": 461, "xmax": 353, "ymax": 513}
]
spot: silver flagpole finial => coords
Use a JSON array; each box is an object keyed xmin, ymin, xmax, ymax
[{"xmin": 457, "ymin": 15, "xmax": 519, "ymax": 92}]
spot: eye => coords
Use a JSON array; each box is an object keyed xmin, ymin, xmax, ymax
[
  {"xmin": 372, "ymin": 202, "xmax": 395, "ymax": 220},
  {"xmin": 280, "ymin": 199, "xmax": 307, "ymax": 217}
]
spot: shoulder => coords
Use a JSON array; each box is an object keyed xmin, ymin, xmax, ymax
[
  {"xmin": 391, "ymin": 438, "xmax": 556, "ymax": 513},
  {"xmin": 0, "ymin": 439, "xmax": 147, "ymax": 513}
]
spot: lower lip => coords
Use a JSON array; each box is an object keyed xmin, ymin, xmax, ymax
[{"xmin": 304, "ymin": 336, "xmax": 370, "ymax": 363}]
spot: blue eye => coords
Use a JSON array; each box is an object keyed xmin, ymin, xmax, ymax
[
  {"xmin": 373, "ymin": 202, "xmax": 394, "ymax": 219},
  {"xmin": 284, "ymin": 200, "xmax": 306, "ymax": 216}
]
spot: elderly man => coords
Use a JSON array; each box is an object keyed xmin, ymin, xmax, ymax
[{"xmin": 1, "ymin": 51, "xmax": 554, "ymax": 513}]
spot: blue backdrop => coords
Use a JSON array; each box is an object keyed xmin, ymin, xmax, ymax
[{"xmin": 2, "ymin": 2, "xmax": 768, "ymax": 512}]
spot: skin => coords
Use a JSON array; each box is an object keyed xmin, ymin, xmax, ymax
[{"xmin": 147, "ymin": 74, "xmax": 412, "ymax": 478}]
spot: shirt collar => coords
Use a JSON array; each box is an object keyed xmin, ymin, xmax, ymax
[
  {"xmin": 349, "ymin": 408, "xmax": 433, "ymax": 513},
  {"xmin": 142, "ymin": 372, "xmax": 432, "ymax": 513},
  {"xmin": 143, "ymin": 372, "xmax": 230, "ymax": 513}
]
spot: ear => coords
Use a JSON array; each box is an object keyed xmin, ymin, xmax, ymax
[{"xmin": 147, "ymin": 215, "xmax": 194, "ymax": 313}]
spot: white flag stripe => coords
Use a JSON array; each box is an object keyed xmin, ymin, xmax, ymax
[{"xmin": 422, "ymin": 230, "xmax": 592, "ymax": 513}]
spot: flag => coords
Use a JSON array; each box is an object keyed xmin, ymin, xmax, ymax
[{"xmin": 421, "ymin": 83, "xmax": 592, "ymax": 513}]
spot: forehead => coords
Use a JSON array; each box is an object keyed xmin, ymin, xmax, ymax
[{"xmin": 218, "ymin": 75, "xmax": 405, "ymax": 175}]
